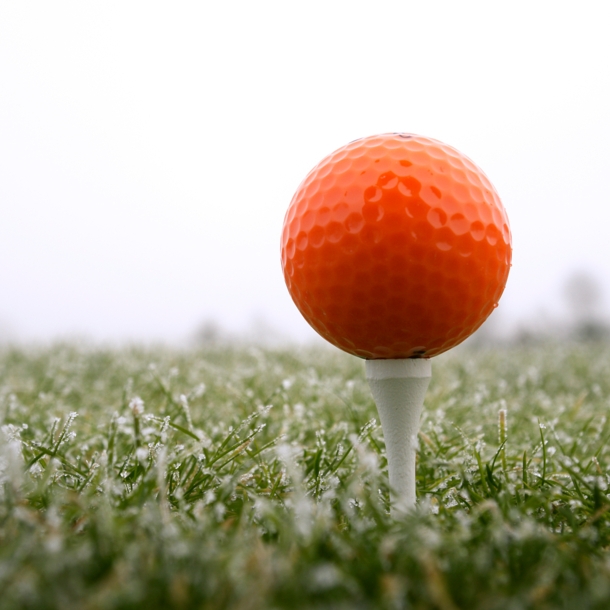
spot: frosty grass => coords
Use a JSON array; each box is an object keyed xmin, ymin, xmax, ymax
[{"xmin": 1, "ymin": 342, "xmax": 610, "ymax": 609}]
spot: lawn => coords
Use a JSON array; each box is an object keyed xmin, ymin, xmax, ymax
[{"xmin": 1, "ymin": 341, "xmax": 610, "ymax": 609}]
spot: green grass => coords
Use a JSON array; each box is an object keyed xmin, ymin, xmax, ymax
[{"xmin": 2, "ymin": 341, "xmax": 610, "ymax": 609}]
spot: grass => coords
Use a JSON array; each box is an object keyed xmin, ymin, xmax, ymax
[{"xmin": 1, "ymin": 341, "xmax": 610, "ymax": 609}]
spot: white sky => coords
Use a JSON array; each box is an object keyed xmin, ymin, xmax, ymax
[{"xmin": 1, "ymin": 1, "xmax": 609, "ymax": 344}]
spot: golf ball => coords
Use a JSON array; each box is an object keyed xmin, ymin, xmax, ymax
[{"xmin": 281, "ymin": 133, "xmax": 512, "ymax": 359}]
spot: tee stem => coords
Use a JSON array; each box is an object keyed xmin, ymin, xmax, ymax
[{"xmin": 365, "ymin": 358, "xmax": 432, "ymax": 515}]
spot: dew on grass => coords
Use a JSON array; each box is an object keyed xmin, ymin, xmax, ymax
[
  {"xmin": 29, "ymin": 462, "xmax": 43, "ymax": 477},
  {"xmin": 308, "ymin": 563, "xmax": 342, "ymax": 591},
  {"xmin": 3, "ymin": 343, "xmax": 610, "ymax": 606},
  {"xmin": 257, "ymin": 404, "xmax": 273, "ymax": 418},
  {"xmin": 192, "ymin": 382, "xmax": 206, "ymax": 398},
  {"xmin": 129, "ymin": 396, "xmax": 145, "ymax": 415},
  {"xmin": 444, "ymin": 492, "xmax": 458, "ymax": 509},
  {"xmin": 214, "ymin": 502, "xmax": 226, "ymax": 521}
]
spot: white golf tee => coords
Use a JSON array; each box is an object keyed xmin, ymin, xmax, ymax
[{"xmin": 365, "ymin": 358, "xmax": 432, "ymax": 515}]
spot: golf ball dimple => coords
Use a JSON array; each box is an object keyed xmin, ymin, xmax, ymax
[{"xmin": 281, "ymin": 134, "xmax": 512, "ymax": 359}]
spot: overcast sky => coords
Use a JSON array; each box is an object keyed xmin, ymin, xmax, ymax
[{"xmin": 1, "ymin": 1, "xmax": 609, "ymax": 344}]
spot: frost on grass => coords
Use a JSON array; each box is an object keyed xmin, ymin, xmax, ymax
[{"xmin": 1, "ymin": 343, "xmax": 610, "ymax": 608}]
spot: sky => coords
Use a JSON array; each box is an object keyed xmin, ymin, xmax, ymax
[{"xmin": 1, "ymin": 1, "xmax": 609, "ymax": 344}]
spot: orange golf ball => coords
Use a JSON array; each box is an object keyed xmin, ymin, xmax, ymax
[{"xmin": 281, "ymin": 133, "xmax": 512, "ymax": 359}]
